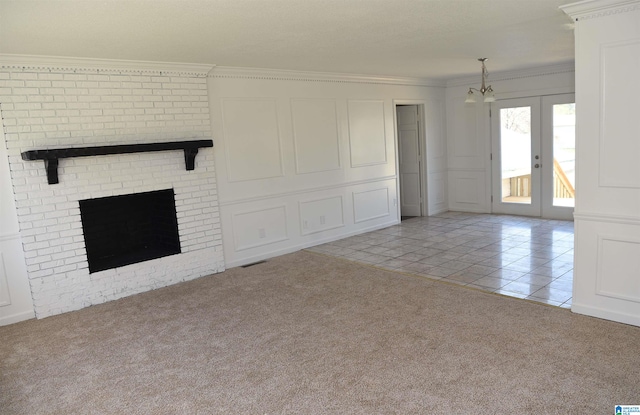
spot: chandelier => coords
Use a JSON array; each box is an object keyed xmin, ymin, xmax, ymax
[{"xmin": 465, "ymin": 58, "xmax": 496, "ymax": 103}]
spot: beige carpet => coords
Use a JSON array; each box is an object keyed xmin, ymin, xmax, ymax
[{"xmin": 1, "ymin": 251, "xmax": 639, "ymax": 414}]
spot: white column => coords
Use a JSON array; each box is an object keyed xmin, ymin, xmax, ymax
[{"xmin": 561, "ymin": 0, "xmax": 640, "ymax": 326}]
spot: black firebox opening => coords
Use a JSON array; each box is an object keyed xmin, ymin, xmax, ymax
[{"xmin": 79, "ymin": 189, "xmax": 181, "ymax": 273}]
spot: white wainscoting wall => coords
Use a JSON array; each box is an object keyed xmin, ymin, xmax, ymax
[
  {"xmin": 0, "ymin": 128, "xmax": 34, "ymax": 325},
  {"xmin": 209, "ymin": 68, "xmax": 447, "ymax": 267},
  {"xmin": 562, "ymin": 0, "xmax": 640, "ymax": 326}
]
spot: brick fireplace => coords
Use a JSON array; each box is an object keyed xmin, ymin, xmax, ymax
[{"xmin": 0, "ymin": 58, "xmax": 225, "ymax": 318}]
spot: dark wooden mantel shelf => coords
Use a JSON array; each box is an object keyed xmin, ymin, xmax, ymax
[{"xmin": 21, "ymin": 139, "xmax": 214, "ymax": 184}]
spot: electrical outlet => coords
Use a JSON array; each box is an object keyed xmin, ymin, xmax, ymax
[
  {"xmin": 303, "ymin": 220, "xmax": 308, "ymax": 229},
  {"xmin": 320, "ymin": 215, "xmax": 326, "ymax": 225},
  {"xmin": 258, "ymin": 228, "xmax": 266, "ymax": 238}
]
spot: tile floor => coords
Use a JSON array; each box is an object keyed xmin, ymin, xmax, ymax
[{"xmin": 307, "ymin": 212, "xmax": 574, "ymax": 309}]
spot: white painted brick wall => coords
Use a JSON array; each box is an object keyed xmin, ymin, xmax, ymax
[{"xmin": 0, "ymin": 64, "xmax": 225, "ymax": 318}]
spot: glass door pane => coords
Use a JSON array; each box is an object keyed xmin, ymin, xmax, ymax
[
  {"xmin": 552, "ymin": 103, "xmax": 576, "ymax": 208},
  {"xmin": 500, "ymin": 106, "xmax": 532, "ymax": 204},
  {"xmin": 541, "ymin": 94, "xmax": 575, "ymax": 220}
]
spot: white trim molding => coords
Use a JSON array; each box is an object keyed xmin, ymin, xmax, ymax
[
  {"xmin": 561, "ymin": 0, "xmax": 640, "ymax": 21},
  {"xmin": 574, "ymin": 211, "xmax": 640, "ymax": 226},
  {"xmin": 210, "ymin": 66, "xmax": 445, "ymax": 87},
  {"xmin": 218, "ymin": 176, "xmax": 397, "ymax": 207},
  {"xmin": 0, "ymin": 54, "xmax": 215, "ymax": 77},
  {"xmin": 0, "ymin": 232, "xmax": 21, "ymax": 243}
]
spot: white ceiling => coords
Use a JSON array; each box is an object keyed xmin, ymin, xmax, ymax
[{"xmin": 0, "ymin": 0, "xmax": 576, "ymax": 80}]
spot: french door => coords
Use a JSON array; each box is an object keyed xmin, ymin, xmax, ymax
[
  {"xmin": 491, "ymin": 94, "xmax": 575, "ymax": 220},
  {"xmin": 492, "ymin": 97, "xmax": 542, "ymax": 216}
]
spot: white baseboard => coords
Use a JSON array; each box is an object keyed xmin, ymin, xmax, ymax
[
  {"xmin": 225, "ymin": 219, "xmax": 399, "ymax": 268},
  {"xmin": 428, "ymin": 206, "xmax": 449, "ymax": 216},
  {"xmin": 447, "ymin": 206, "xmax": 491, "ymax": 214},
  {"xmin": 571, "ymin": 303, "xmax": 640, "ymax": 327},
  {"xmin": 0, "ymin": 309, "xmax": 35, "ymax": 326}
]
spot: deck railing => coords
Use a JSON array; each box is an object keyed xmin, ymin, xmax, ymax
[
  {"xmin": 553, "ymin": 158, "xmax": 575, "ymax": 198},
  {"xmin": 503, "ymin": 159, "xmax": 575, "ymax": 199}
]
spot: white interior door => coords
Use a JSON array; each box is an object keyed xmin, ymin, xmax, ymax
[
  {"xmin": 491, "ymin": 97, "xmax": 542, "ymax": 216},
  {"xmin": 397, "ymin": 105, "xmax": 422, "ymax": 217}
]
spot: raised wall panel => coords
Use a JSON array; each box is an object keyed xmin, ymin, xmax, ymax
[
  {"xmin": 291, "ymin": 99, "xmax": 341, "ymax": 174},
  {"xmin": 299, "ymin": 196, "xmax": 344, "ymax": 235},
  {"xmin": 427, "ymin": 101, "xmax": 446, "ymax": 160},
  {"xmin": 572, "ymin": 217, "xmax": 640, "ymax": 326},
  {"xmin": 453, "ymin": 176, "xmax": 480, "ymax": 204},
  {"xmin": 0, "ymin": 252, "xmax": 11, "ymax": 307},
  {"xmin": 599, "ymin": 40, "xmax": 640, "ymax": 188},
  {"xmin": 232, "ymin": 206, "xmax": 288, "ymax": 251},
  {"xmin": 222, "ymin": 99, "xmax": 284, "ymax": 182},
  {"xmin": 0, "ymin": 237, "xmax": 35, "ymax": 325},
  {"xmin": 596, "ymin": 235, "xmax": 640, "ymax": 302},
  {"xmin": 448, "ymin": 170, "xmax": 487, "ymax": 213},
  {"xmin": 453, "ymin": 104, "xmax": 478, "ymax": 158},
  {"xmin": 353, "ymin": 188, "xmax": 390, "ymax": 223},
  {"xmin": 431, "ymin": 172, "xmax": 447, "ymax": 207},
  {"xmin": 348, "ymin": 100, "xmax": 387, "ymax": 167}
]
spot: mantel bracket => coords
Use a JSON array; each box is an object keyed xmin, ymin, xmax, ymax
[
  {"xmin": 44, "ymin": 159, "xmax": 60, "ymax": 185},
  {"xmin": 184, "ymin": 147, "xmax": 199, "ymax": 171},
  {"xmin": 21, "ymin": 139, "xmax": 213, "ymax": 185}
]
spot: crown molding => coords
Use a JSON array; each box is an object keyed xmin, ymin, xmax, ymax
[
  {"xmin": 0, "ymin": 54, "xmax": 215, "ymax": 77},
  {"xmin": 446, "ymin": 61, "xmax": 575, "ymax": 88},
  {"xmin": 560, "ymin": 0, "xmax": 640, "ymax": 21},
  {"xmin": 209, "ymin": 66, "xmax": 446, "ymax": 87}
]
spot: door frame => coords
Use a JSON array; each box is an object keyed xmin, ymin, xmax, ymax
[{"xmin": 393, "ymin": 100, "xmax": 427, "ymax": 218}]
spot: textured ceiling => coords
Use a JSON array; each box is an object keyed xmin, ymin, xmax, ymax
[{"xmin": 0, "ymin": 0, "xmax": 576, "ymax": 80}]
